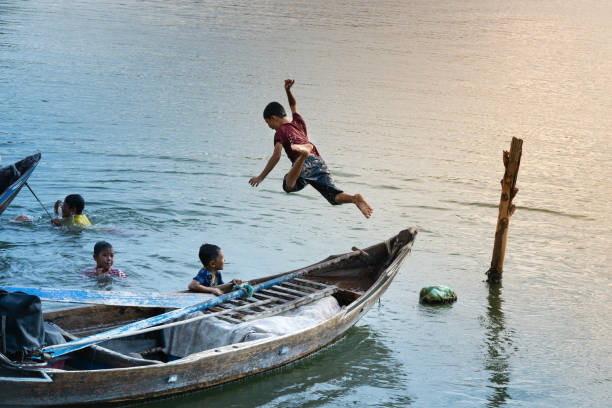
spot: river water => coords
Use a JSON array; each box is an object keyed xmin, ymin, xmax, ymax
[{"xmin": 1, "ymin": 0, "xmax": 610, "ymax": 407}]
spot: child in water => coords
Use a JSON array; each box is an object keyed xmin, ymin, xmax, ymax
[
  {"xmin": 188, "ymin": 244, "xmax": 241, "ymax": 296},
  {"xmin": 81, "ymin": 241, "xmax": 126, "ymax": 278},
  {"xmin": 51, "ymin": 194, "xmax": 92, "ymax": 227}
]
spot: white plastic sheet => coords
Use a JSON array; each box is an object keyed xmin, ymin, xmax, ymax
[{"xmin": 163, "ymin": 296, "xmax": 342, "ymax": 358}]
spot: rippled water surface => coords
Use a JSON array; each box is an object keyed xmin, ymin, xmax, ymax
[{"xmin": 1, "ymin": 0, "xmax": 610, "ymax": 406}]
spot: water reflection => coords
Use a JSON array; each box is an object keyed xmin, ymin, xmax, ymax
[
  {"xmin": 142, "ymin": 325, "xmax": 411, "ymax": 408},
  {"xmin": 481, "ymin": 283, "xmax": 515, "ymax": 407}
]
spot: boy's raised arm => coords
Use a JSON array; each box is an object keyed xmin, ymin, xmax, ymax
[
  {"xmin": 285, "ymin": 79, "xmax": 297, "ymax": 114},
  {"xmin": 249, "ymin": 142, "xmax": 283, "ymax": 187}
]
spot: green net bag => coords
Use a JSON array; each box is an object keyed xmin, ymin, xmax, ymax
[{"xmin": 419, "ymin": 285, "xmax": 457, "ymax": 304}]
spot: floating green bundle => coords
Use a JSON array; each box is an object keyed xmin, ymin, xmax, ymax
[{"xmin": 419, "ymin": 285, "xmax": 457, "ymax": 304}]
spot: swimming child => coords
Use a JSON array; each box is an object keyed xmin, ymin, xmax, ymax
[
  {"xmin": 51, "ymin": 194, "xmax": 92, "ymax": 227},
  {"xmin": 249, "ymin": 79, "xmax": 373, "ymax": 219},
  {"xmin": 81, "ymin": 241, "xmax": 126, "ymax": 278},
  {"xmin": 188, "ymin": 244, "xmax": 242, "ymax": 296}
]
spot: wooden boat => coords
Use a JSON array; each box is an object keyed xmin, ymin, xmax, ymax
[
  {"xmin": 0, "ymin": 227, "xmax": 417, "ymax": 407},
  {"xmin": 0, "ymin": 153, "xmax": 41, "ymax": 216}
]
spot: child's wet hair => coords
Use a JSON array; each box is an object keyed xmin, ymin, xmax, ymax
[
  {"xmin": 263, "ymin": 102, "xmax": 286, "ymax": 119},
  {"xmin": 199, "ymin": 244, "xmax": 221, "ymax": 268},
  {"xmin": 94, "ymin": 241, "xmax": 113, "ymax": 255},
  {"xmin": 64, "ymin": 194, "xmax": 85, "ymax": 214}
]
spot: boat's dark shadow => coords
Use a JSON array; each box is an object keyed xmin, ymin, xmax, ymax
[{"xmin": 137, "ymin": 324, "xmax": 411, "ymax": 408}]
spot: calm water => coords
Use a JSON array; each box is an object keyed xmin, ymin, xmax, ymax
[{"xmin": 1, "ymin": 0, "xmax": 611, "ymax": 406}]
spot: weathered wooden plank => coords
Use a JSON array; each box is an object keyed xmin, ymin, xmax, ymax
[
  {"xmin": 258, "ymin": 289, "xmax": 297, "ymax": 301},
  {"xmin": 241, "ymin": 286, "xmax": 336, "ymax": 322},
  {"xmin": 279, "ymin": 282, "xmax": 317, "ymax": 293},
  {"xmin": 266, "ymin": 285, "xmax": 311, "ymax": 298},
  {"xmin": 251, "ymin": 293, "xmax": 283, "ymax": 304},
  {"xmin": 292, "ymin": 277, "xmax": 334, "ymax": 290}
]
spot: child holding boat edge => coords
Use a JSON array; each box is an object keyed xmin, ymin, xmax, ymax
[
  {"xmin": 189, "ymin": 244, "xmax": 242, "ymax": 296},
  {"xmin": 249, "ymin": 79, "xmax": 373, "ymax": 219}
]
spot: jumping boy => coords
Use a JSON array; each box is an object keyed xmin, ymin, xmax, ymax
[
  {"xmin": 249, "ymin": 79, "xmax": 373, "ymax": 219},
  {"xmin": 51, "ymin": 194, "xmax": 92, "ymax": 227},
  {"xmin": 188, "ymin": 244, "xmax": 242, "ymax": 296}
]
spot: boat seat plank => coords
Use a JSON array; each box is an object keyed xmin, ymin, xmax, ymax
[
  {"xmin": 251, "ymin": 293, "xmax": 283, "ymax": 304},
  {"xmin": 212, "ymin": 298, "xmax": 279, "ymax": 321},
  {"xmin": 258, "ymin": 289, "xmax": 297, "ymax": 301},
  {"xmin": 227, "ymin": 300, "xmax": 249, "ymax": 307},
  {"xmin": 291, "ymin": 277, "xmax": 336, "ymax": 289},
  {"xmin": 266, "ymin": 285, "xmax": 311, "ymax": 298},
  {"xmin": 240, "ymin": 286, "xmax": 337, "ymax": 323},
  {"xmin": 279, "ymin": 282, "xmax": 317, "ymax": 293}
]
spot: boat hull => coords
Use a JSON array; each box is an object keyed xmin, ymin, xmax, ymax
[{"xmin": 0, "ymin": 228, "xmax": 415, "ymax": 406}]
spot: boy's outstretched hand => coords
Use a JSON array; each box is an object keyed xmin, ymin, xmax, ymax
[
  {"xmin": 285, "ymin": 79, "xmax": 294, "ymax": 90},
  {"xmin": 249, "ymin": 176, "xmax": 263, "ymax": 187}
]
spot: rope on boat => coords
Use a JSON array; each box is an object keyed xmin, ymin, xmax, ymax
[
  {"xmin": 24, "ymin": 182, "xmax": 53, "ymax": 220},
  {"xmin": 233, "ymin": 283, "xmax": 254, "ymax": 297}
]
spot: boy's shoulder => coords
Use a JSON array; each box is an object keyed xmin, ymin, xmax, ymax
[
  {"xmin": 74, "ymin": 214, "xmax": 92, "ymax": 226},
  {"xmin": 194, "ymin": 268, "xmax": 211, "ymax": 279},
  {"xmin": 62, "ymin": 214, "xmax": 92, "ymax": 227}
]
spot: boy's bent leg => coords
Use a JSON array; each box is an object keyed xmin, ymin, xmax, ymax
[
  {"xmin": 335, "ymin": 193, "xmax": 373, "ymax": 219},
  {"xmin": 284, "ymin": 144, "xmax": 312, "ymax": 191}
]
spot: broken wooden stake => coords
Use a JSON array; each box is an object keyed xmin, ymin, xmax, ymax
[{"xmin": 486, "ymin": 137, "xmax": 523, "ymax": 283}]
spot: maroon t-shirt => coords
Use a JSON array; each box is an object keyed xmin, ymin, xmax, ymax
[{"xmin": 273, "ymin": 112, "xmax": 320, "ymax": 163}]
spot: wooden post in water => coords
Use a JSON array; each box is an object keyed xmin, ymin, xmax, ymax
[{"xmin": 486, "ymin": 137, "xmax": 523, "ymax": 283}]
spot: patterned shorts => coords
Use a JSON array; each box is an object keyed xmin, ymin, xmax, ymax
[{"xmin": 283, "ymin": 155, "xmax": 343, "ymax": 205}]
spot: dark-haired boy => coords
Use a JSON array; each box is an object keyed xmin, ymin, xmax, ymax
[
  {"xmin": 249, "ymin": 79, "xmax": 373, "ymax": 218},
  {"xmin": 81, "ymin": 241, "xmax": 126, "ymax": 278},
  {"xmin": 188, "ymin": 244, "xmax": 242, "ymax": 296},
  {"xmin": 51, "ymin": 194, "xmax": 92, "ymax": 227}
]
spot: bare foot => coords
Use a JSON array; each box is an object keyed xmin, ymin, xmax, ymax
[
  {"xmin": 291, "ymin": 144, "xmax": 313, "ymax": 158},
  {"xmin": 354, "ymin": 194, "xmax": 373, "ymax": 219}
]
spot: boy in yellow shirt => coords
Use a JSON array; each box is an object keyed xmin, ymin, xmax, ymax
[{"xmin": 51, "ymin": 194, "xmax": 91, "ymax": 227}]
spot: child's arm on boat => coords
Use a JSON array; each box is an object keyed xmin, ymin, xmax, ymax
[
  {"xmin": 188, "ymin": 279, "xmax": 223, "ymax": 296},
  {"xmin": 249, "ymin": 143, "xmax": 282, "ymax": 187}
]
